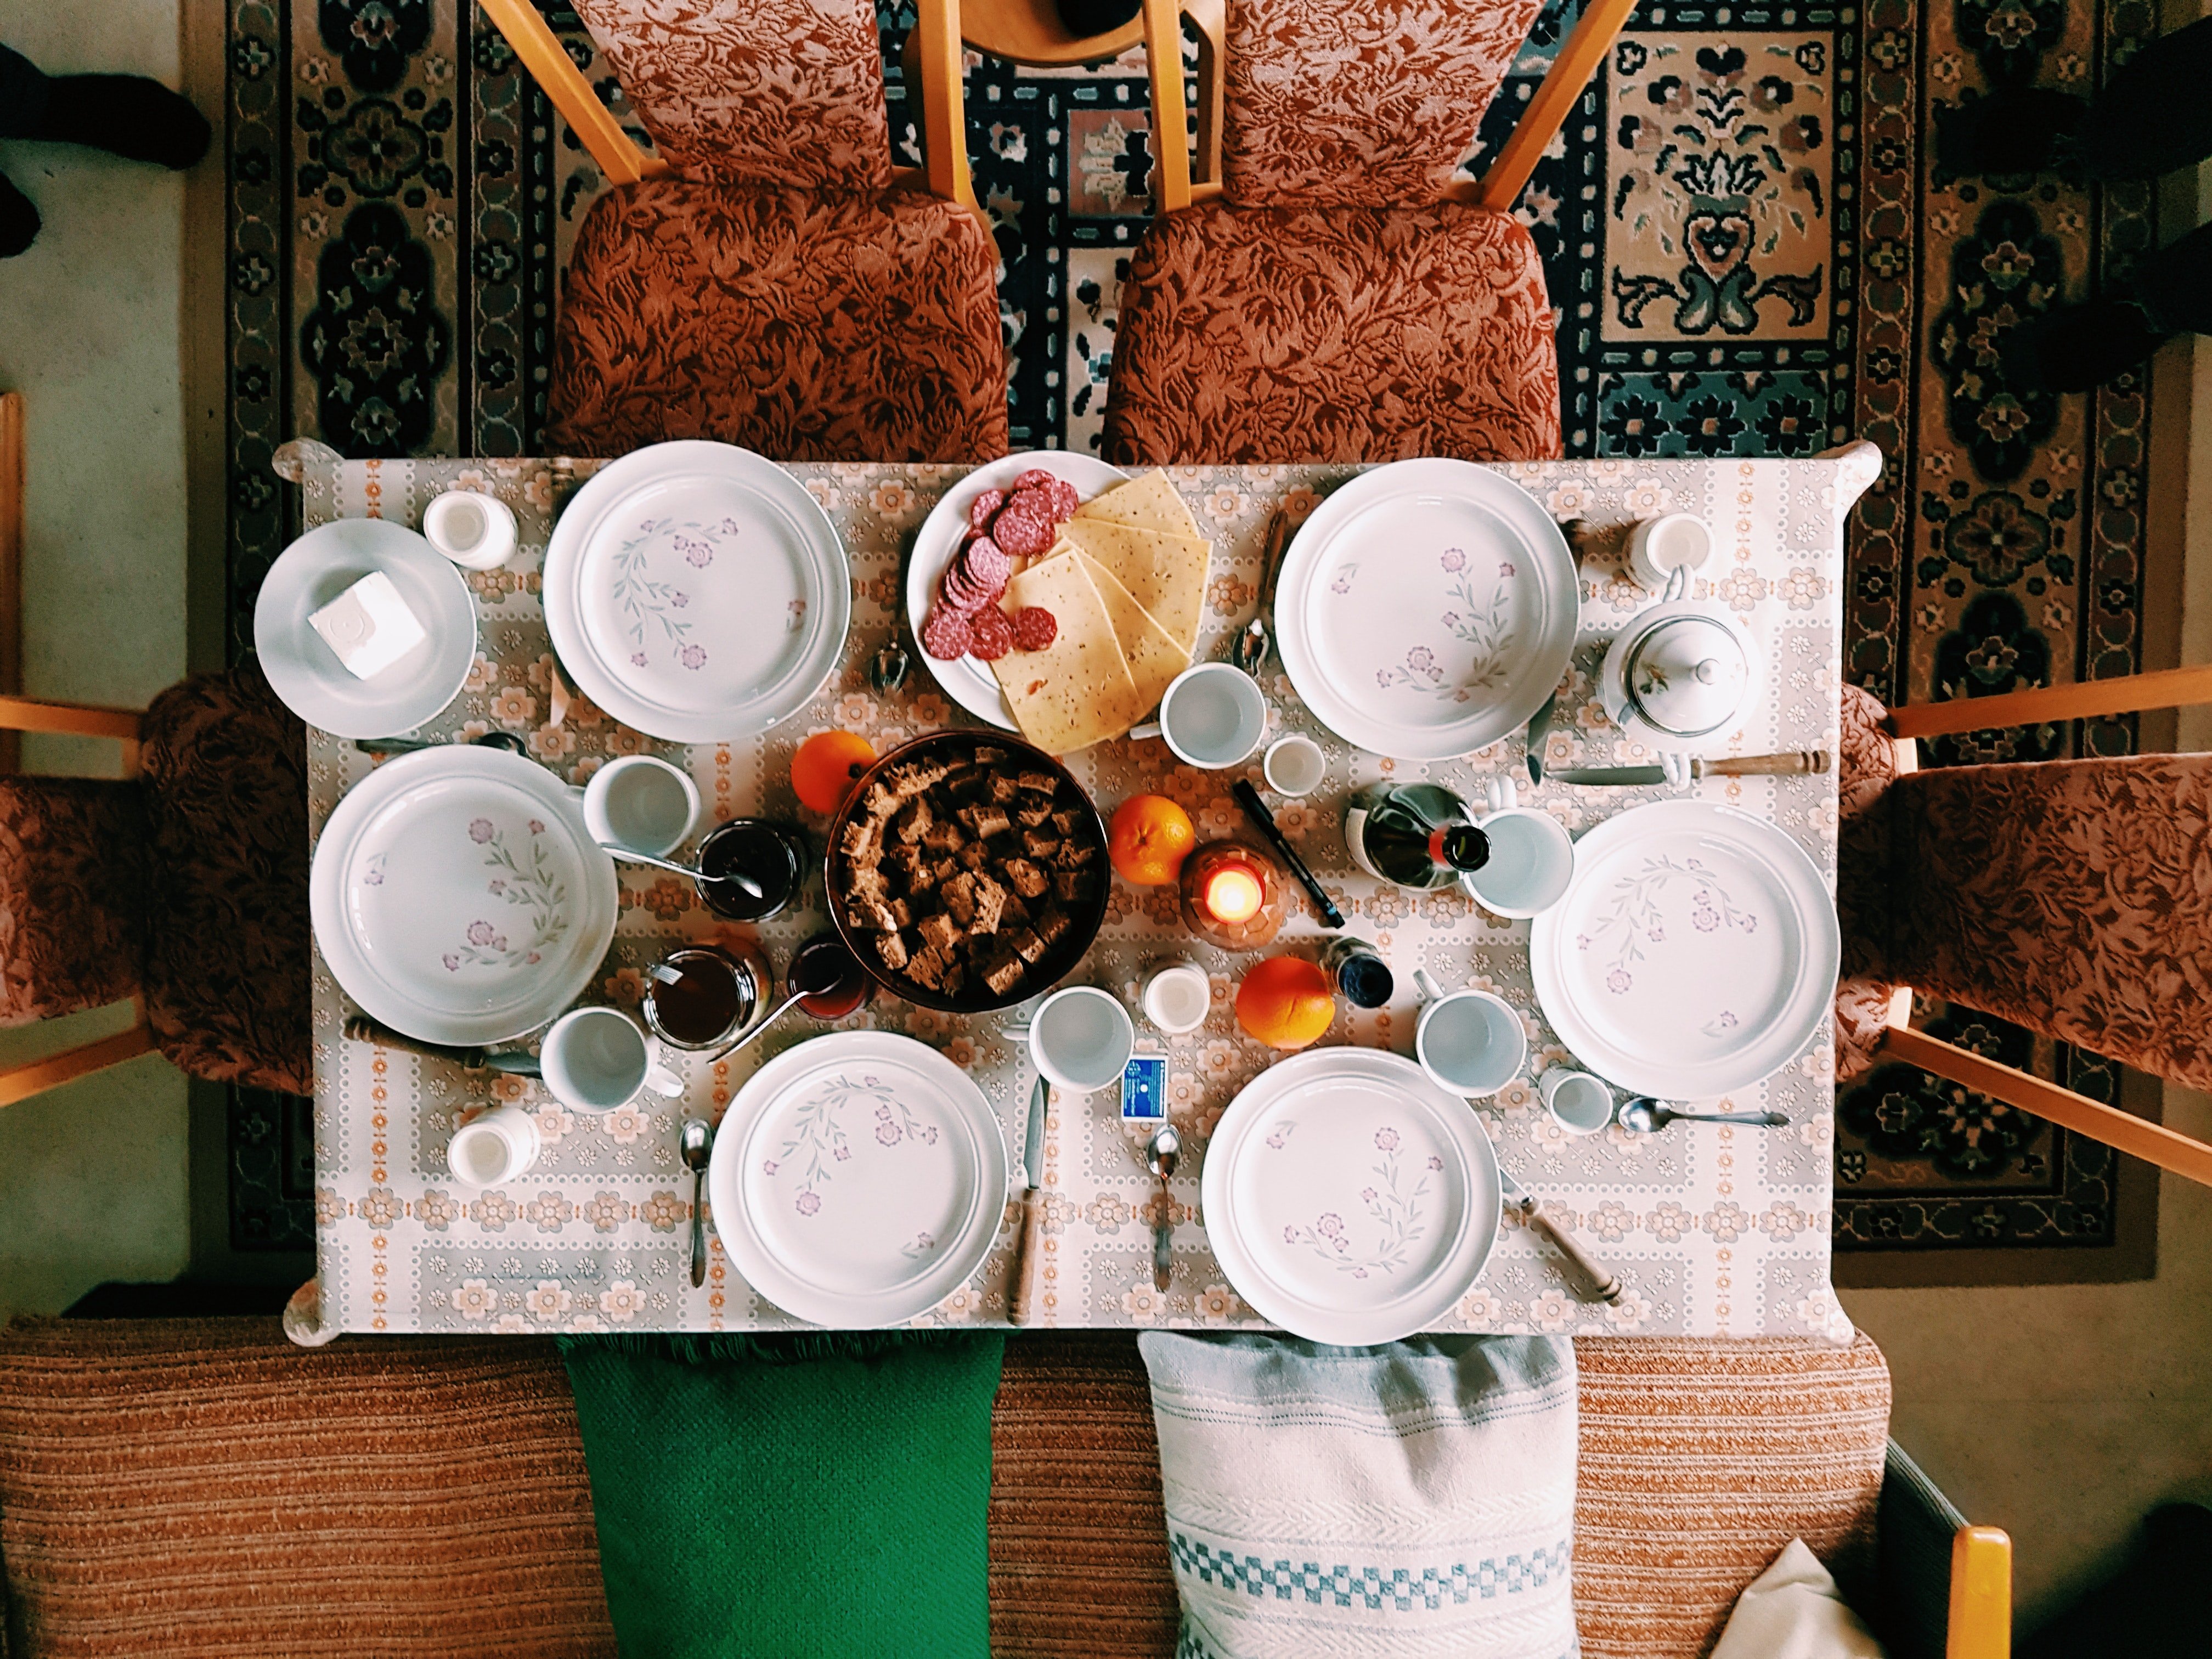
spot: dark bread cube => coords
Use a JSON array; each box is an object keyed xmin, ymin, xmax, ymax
[
  {"xmin": 849, "ymin": 897, "xmax": 899, "ymax": 933},
  {"xmin": 940, "ymin": 959, "xmax": 967, "ymax": 998},
  {"xmin": 1054, "ymin": 840, "xmax": 1096, "ymax": 869},
  {"xmin": 983, "ymin": 954, "xmax": 1025, "ymax": 996},
  {"xmin": 975, "ymin": 747, "xmax": 1009, "ymax": 766},
  {"xmin": 1022, "ymin": 830, "xmax": 1060, "ymax": 861},
  {"xmin": 885, "ymin": 843, "xmax": 926, "ymax": 886},
  {"xmin": 1053, "ymin": 870, "xmax": 1093, "ymax": 903},
  {"xmin": 957, "ymin": 842, "xmax": 989, "ymax": 872},
  {"xmin": 842, "ymin": 865, "xmax": 890, "ymax": 905},
  {"xmin": 1014, "ymin": 802, "xmax": 1053, "ymax": 830},
  {"xmin": 838, "ymin": 817, "xmax": 881, "ymax": 859},
  {"xmin": 1035, "ymin": 905, "xmax": 1073, "ymax": 946},
  {"xmin": 1016, "ymin": 770, "xmax": 1059, "ymax": 795},
  {"xmin": 999, "ymin": 891, "xmax": 1031, "ymax": 927},
  {"xmin": 873, "ymin": 931, "xmax": 911, "ymax": 973},
  {"xmin": 891, "ymin": 795, "xmax": 934, "ymax": 845},
  {"xmin": 917, "ymin": 911, "xmax": 961, "ymax": 953},
  {"xmin": 905, "ymin": 943, "xmax": 949, "ymax": 991},
  {"xmin": 861, "ymin": 781, "xmax": 899, "ymax": 819},
  {"xmin": 969, "ymin": 877, "xmax": 1007, "ymax": 936},
  {"xmin": 989, "ymin": 773, "xmax": 1020, "ymax": 805},
  {"xmin": 957, "ymin": 804, "xmax": 1012, "ymax": 840},
  {"xmin": 1008, "ymin": 927, "xmax": 1046, "ymax": 965},
  {"xmin": 885, "ymin": 759, "xmax": 950, "ymax": 799},
  {"xmin": 921, "ymin": 820, "xmax": 966, "ymax": 854},
  {"xmin": 1051, "ymin": 810, "xmax": 1080, "ymax": 836},
  {"xmin": 887, "ymin": 897, "xmax": 913, "ymax": 929},
  {"xmin": 1003, "ymin": 857, "xmax": 1049, "ymax": 901},
  {"xmin": 943, "ymin": 871, "xmax": 978, "ymax": 926}
]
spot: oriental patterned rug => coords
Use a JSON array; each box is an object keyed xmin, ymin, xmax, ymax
[{"xmin": 218, "ymin": 0, "xmax": 2163, "ymax": 1278}]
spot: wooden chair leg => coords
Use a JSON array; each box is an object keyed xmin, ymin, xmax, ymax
[
  {"xmin": 1947, "ymin": 1525, "xmax": 2012, "ymax": 1659},
  {"xmin": 1886, "ymin": 663, "xmax": 2212, "ymax": 740},
  {"xmin": 0, "ymin": 1019, "xmax": 159, "ymax": 1109},
  {"xmin": 0, "ymin": 393, "xmax": 22, "ymax": 776},
  {"xmin": 1142, "ymin": 0, "xmax": 1194, "ymax": 213},
  {"xmin": 1470, "ymin": 0, "xmax": 1641, "ymax": 211},
  {"xmin": 1186, "ymin": 0, "xmax": 1224, "ymax": 184},
  {"xmin": 1881, "ymin": 1022, "xmax": 2212, "ymax": 1190},
  {"xmin": 475, "ymin": 0, "xmax": 668, "ymax": 188}
]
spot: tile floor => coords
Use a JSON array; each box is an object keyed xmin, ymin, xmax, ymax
[{"xmin": 1, "ymin": 0, "xmax": 2209, "ymax": 1632}]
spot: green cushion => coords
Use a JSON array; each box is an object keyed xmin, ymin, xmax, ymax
[{"xmin": 560, "ymin": 1333, "xmax": 1006, "ymax": 1659}]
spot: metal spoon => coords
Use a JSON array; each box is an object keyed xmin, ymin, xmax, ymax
[
  {"xmin": 598, "ymin": 842, "xmax": 764, "ymax": 900},
  {"xmin": 1233, "ymin": 510, "xmax": 1291, "ymax": 676},
  {"xmin": 693, "ymin": 949, "xmax": 847, "ymax": 1065},
  {"xmin": 1146, "ymin": 1124, "xmax": 1181, "ymax": 1292},
  {"xmin": 680, "ymin": 1117, "xmax": 714, "ymax": 1288},
  {"xmin": 870, "ymin": 640, "xmax": 910, "ymax": 694},
  {"xmin": 356, "ymin": 729, "xmax": 527, "ymax": 757},
  {"xmin": 1618, "ymin": 1097, "xmax": 1788, "ymax": 1132}
]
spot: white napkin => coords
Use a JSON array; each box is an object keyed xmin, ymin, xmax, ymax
[{"xmin": 1711, "ymin": 1538, "xmax": 1887, "ymax": 1659}]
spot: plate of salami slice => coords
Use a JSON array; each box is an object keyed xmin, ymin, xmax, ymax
[{"xmin": 905, "ymin": 453, "xmax": 1128, "ymax": 730}]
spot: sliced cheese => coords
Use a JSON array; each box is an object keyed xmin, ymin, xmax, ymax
[
  {"xmin": 1073, "ymin": 469, "xmax": 1205, "ymax": 542},
  {"xmin": 1076, "ymin": 551, "xmax": 1187, "ymax": 718},
  {"xmin": 1053, "ymin": 517, "xmax": 1210, "ymax": 656},
  {"xmin": 989, "ymin": 552, "xmax": 1147, "ymax": 753}
]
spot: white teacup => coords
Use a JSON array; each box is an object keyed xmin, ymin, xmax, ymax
[
  {"xmin": 448, "ymin": 1101, "xmax": 541, "ymax": 1187},
  {"xmin": 1130, "ymin": 663, "xmax": 1268, "ymax": 771},
  {"xmin": 1140, "ymin": 960, "xmax": 1211, "ymax": 1036},
  {"xmin": 1463, "ymin": 777, "xmax": 1574, "ymax": 919},
  {"xmin": 539, "ymin": 1006, "xmax": 684, "ymax": 1114},
  {"xmin": 1541, "ymin": 1068, "xmax": 1616, "ymax": 1136},
  {"xmin": 1005, "ymin": 985, "xmax": 1136, "ymax": 1093},
  {"xmin": 1627, "ymin": 512, "xmax": 1713, "ymax": 590},
  {"xmin": 1261, "ymin": 733, "xmax": 1326, "ymax": 797},
  {"xmin": 1410, "ymin": 968, "xmax": 1527, "ymax": 1098},
  {"xmin": 579, "ymin": 755, "xmax": 699, "ymax": 858},
  {"xmin": 423, "ymin": 489, "xmax": 519, "ymax": 571}
]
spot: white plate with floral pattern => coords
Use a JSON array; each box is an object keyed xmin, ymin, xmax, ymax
[
  {"xmin": 1202, "ymin": 1048, "xmax": 1500, "ymax": 1345},
  {"xmin": 1530, "ymin": 800, "xmax": 1839, "ymax": 1098},
  {"xmin": 310, "ymin": 746, "xmax": 619, "ymax": 1046},
  {"xmin": 904, "ymin": 450, "xmax": 1129, "ymax": 729},
  {"xmin": 708, "ymin": 1032, "xmax": 1009, "ymax": 1327},
  {"xmin": 544, "ymin": 441, "xmax": 850, "ymax": 742},
  {"xmin": 1275, "ymin": 460, "xmax": 1577, "ymax": 759}
]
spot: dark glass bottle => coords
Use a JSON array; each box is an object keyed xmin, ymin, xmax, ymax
[{"xmin": 1341, "ymin": 782, "xmax": 1491, "ymax": 891}]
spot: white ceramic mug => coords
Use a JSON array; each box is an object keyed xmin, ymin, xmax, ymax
[
  {"xmin": 448, "ymin": 1101, "xmax": 541, "ymax": 1186},
  {"xmin": 1463, "ymin": 777, "xmax": 1575, "ymax": 919},
  {"xmin": 1129, "ymin": 663, "xmax": 1269, "ymax": 770},
  {"xmin": 1541, "ymin": 1068, "xmax": 1616, "ymax": 1135},
  {"xmin": 422, "ymin": 489, "xmax": 519, "ymax": 571},
  {"xmin": 577, "ymin": 754, "xmax": 699, "ymax": 858},
  {"xmin": 1004, "ymin": 985, "xmax": 1136, "ymax": 1092},
  {"xmin": 1410, "ymin": 968, "xmax": 1526, "ymax": 1098},
  {"xmin": 539, "ymin": 1006, "xmax": 684, "ymax": 1113},
  {"xmin": 1627, "ymin": 512, "xmax": 1713, "ymax": 590},
  {"xmin": 1262, "ymin": 733, "xmax": 1326, "ymax": 797},
  {"xmin": 1139, "ymin": 960, "xmax": 1212, "ymax": 1035}
]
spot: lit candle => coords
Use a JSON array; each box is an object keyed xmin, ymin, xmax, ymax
[{"xmin": 1202, "ymin": 865, "xmax": 1263, "ymax": 924}]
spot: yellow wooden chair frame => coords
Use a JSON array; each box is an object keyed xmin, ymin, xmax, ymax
[
  {"xmin": 1869, "ymin": 663, "xmax": 2212, "ymax": 1192},
  {"xmin": 475, "ymin": 0, "xmax": 984, "ymax": 216},
  {"xmin": 1949, "ymin": 1525, "xmax": 2012, "ymax": 1659}
]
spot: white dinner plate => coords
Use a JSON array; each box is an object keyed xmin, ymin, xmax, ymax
[
  {"xmin": 904, "ymin": 450, "xmax": 1129, "ymax": 729},
  {"xmin": 1276, "ymin": 460, "xmax": 1577, "ymax": 759},
  {"xmin": 255, "ymin": 518, "xmax": 478, "ymax": 739},
  {"xmin": 1530, "ymin": 800, "xmax": 1840, "ymax": 1098},
  {"xmin": 709, "ymin": 1032, "xmax": 1009, "ymax": 1327},
  {"xmin": 544, "ymin": 441, "xmax": 850, "ymax": 742},
  {"xmin": 1202, "ymin": 1048, "xmax": 1500, "ymax": 1345},
  {"xmin": 310, "ymin": 746, "xmax": 619, "ymax": 1045}
]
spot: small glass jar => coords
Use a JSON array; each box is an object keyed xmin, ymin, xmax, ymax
[{"xmin": 694, "ymin": 819, "xmax": 810, "ymax": 921}]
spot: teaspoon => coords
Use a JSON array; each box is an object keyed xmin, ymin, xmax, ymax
[
  {"xmin": 1146, "ymin": 1125, "xmax": 1181, "ymax": 1292},
  {"xmin": 680, "ymin": 1117, "xmax": 714, "ymax": 1287},
  {"xmin": 599, "ymin": 842, "xmax": 764, "ymax": 900},
  {"xmin": 1618, "ymin": 1098, "xmax": 1788, "ymax": 1132}
]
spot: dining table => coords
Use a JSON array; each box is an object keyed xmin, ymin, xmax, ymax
[{"xmin": 282, "ymin": 441, "xmax": 1881, "ymax": 1345}]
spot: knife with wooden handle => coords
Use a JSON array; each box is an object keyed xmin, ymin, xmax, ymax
[
  {"xmin": 341, "ymin": 1013, "xmax": 542, "ymax": 1075},
  {"xmin": 1500, "ymin": 1166, "xmax": 1621, "ymax": 1303},
  {"xmin": 1551, "ymin": 750, "xmax": 1830, "ymax": 785},
  {"xmin": 1007, "ymin": 1076, "xmax": 1051, "ymax": 1325}
]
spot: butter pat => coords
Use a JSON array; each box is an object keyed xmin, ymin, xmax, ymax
[{"xmin": 308, "ymin": 571, "xmax": 427, "ymax": 679}]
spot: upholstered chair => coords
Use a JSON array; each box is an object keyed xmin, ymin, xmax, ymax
[
  {"xmin": 1834, "ymin": 666, "xmax": 2212, "ymax": 1189},
  {"xmin": 481, "ymin": 0, "xmax": 1008, "ymax": 462},
  {"xmin": 1099, "ymin": 0, "xmax": 1638, "ymax": 465},
  {"xmin": 0, "ymin": 664, "xmax": 311, "ymax": 1105}
]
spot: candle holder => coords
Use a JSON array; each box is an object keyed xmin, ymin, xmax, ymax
[{"xmin": 1178, "ymin": 839, "xmax": 1287, "ymax": 951}]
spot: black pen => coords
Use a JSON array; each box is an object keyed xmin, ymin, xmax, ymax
[{"xmin": 1231, "ymin": 779, "xmax": 1345, "ymax": 929}]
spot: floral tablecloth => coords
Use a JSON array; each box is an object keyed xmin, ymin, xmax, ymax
[{"xmin": 292, "ymin": 446, "xmax": 1878, "ymax": 1341}]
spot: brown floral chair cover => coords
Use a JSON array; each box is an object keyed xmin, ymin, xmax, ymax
[
  {"xmin": 1833, "ymin": 682, "xmax": 1901, "ymax": 1081},
  {"xmin": 546, "ymin": 0, "xmax": 1008, "ymax": 461},
  {"xmin": 1834, "ymin": 680, "xmax": 2212, "ymax": 1092},
  {"xmin": 1101, "ymin": 0, "xmax": 1559, "ymax": 465},
  {"xmin": 140, "ymin": 665, "xmax": 313, "ymax": 1096},
  {"xmin": 0, "ymin": 667, "xmax": 309, "ymax": 1097}
]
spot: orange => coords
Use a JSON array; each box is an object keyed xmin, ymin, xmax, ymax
[
  {"xmin": 1109, "ymin": 794, "xmax": 1197, "ymax": 885},
  {"xmin": 791, "ymin": 730, "xmax": 877, "ymax": 815},
  {"xmin": 1235, "ymin": 956, "xmax": 1335, "ymax": 1051}
]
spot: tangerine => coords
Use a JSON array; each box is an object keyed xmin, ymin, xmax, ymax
[
  {"xmin": 791, "ymin": 730, "xmax": 877, "ymax": 815},
  {"xmin": 1234, "ymin": 956, "xmax": 1335, "ymax": 1051},
  {"xmin": 1108, "ymin": 794, "xmax": 1197, "ymax": 885}
]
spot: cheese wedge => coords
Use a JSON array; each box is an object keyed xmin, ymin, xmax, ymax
[
  {"xmin": 1053, "ymin": 517, "xmax": 1210, "ymax": 656},
  {"xmin": 1076, "ymin": 551, "xmax": 1188, "ymax": 717},
  {"xmin": 989, "ymin": 552, "xmax": 1147, "ymax": 753},
  {"xmin": 1073, "ymin": 469, "xmax": 1205, "ymax": 542}
]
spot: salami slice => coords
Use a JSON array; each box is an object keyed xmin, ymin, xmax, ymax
[
  {"xmin": 967, "ymin": 606, "xmax": 1015, "ymax": 661},
  {"xmin": 1013, "ymin": 469, "xmax": 1058, "ymax": 493},
  {"xmin": 939, "ymin": 572, "xmax": 985, "ymax": 613},
  {"xmin": 967, "ymin": 487, "xmax": 1005, "ymax": 531},
  {"xmin": 920, "ymin": 606, "xmax": 973, "ymax": 659},
  {"xmin": 1013, "ymin": 606, "xmax": 1058, "ymax": 651},
  {"xmin": 990, "ymin": 500, "xmax": 1054, "ymax": 557},
  {"xmin": 1047, "ymin": 479, "xmax": 1081, "ymax": 521},
  {"xmin": 955, "ymin": 536, "xmax": 1013, "ymax": 588}
]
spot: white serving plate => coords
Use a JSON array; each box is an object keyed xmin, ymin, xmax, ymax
[
  {"xmin": 708, "ymin": 1032, "xmax": 1009, "ymax": 1327},
  {"xmin": 255, "ymin": 518, "xmax": 479, "ymax": 739},
  {"xmin": 1530, "ymin": 799, "xmax": 1840, "ymax": 1098},
  {"xmin": 309, "ymin": 746, "xmax": 619, "ymax": 1045},
  {"xmin": 544, "ymin": 441, "xmax": 850, "ymax": 742},
  {"xmin": 1201, "ymin": 1048, "xmax": 1500, "ymax": 1345},
  {"xmin": 904, "ymin": 450, "xmax": 1129, "ymax": 729},
  {"xmin": 1275, "ymin": 459, "xmax": 1577, "ymax": 759}
]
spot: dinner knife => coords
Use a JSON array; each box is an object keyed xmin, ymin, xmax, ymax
[
  {"xmin": 1552, "ymin": 750, "xmax": 1831, "ymax": 786},
  {"xmin": 1498, "ymin": 1165, "xmax": 1622, "ymax": 1304},
  {"xmin": 1523, "ymin": 691, "xmax": 1558, "ymax": 786},
  {"xmin": 342, "ymin": 1013, "xmax": 542, "ymax": 1075},
  {"xmin": 1007, "ymin": 1075, "xmax": 1051, "ymax": 1325},
  {"xmin": 1231, "ymin": 779, "xmax": 1345, "ymax": 928}
]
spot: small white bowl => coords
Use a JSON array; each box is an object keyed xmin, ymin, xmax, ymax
[
  {"xmin": 1262, "ymin": 734, "xmax": 1327, "ymax": 797},
  {"xmin": 424, "ymin": 489, "xmax": 518, "ymax": 571}
]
